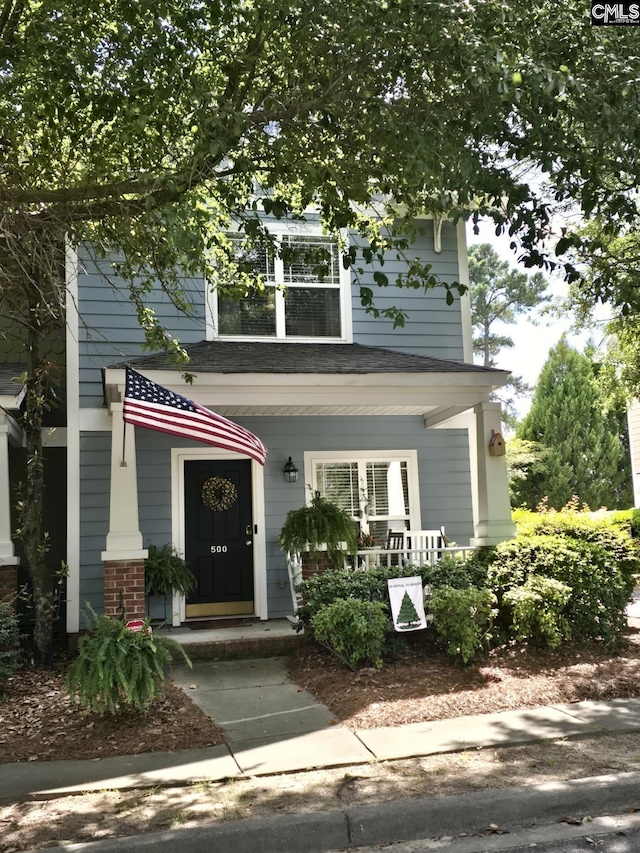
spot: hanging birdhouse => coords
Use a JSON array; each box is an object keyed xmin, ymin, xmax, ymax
[{"xmin": 489, "ymin": 429, "xmax": 506, "ymax": 457}]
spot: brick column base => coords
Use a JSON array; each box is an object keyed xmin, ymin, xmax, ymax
[
  {"xmin": 0, "ymin": 563, "xmax": 18, "ymax": 609},
  {"xmin": 301, "ymin": 552, "xmax": 336, "ymax": 582},
  {"xmin": 103, "ymin": 559, "xmax": 146, "ymax": 621}
]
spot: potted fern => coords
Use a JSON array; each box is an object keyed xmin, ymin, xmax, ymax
[
  {"xmin": 278, "ymin": 491, "xmax": 358, "ymax": 575},
  {"xmin": 145, "ymin": 544, "xmax": 196, "ymax": 621}
]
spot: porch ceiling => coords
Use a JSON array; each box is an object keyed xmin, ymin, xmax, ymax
[{"xmin": 103, "ymin": 341, "xmax": 509, "ymax": 421}]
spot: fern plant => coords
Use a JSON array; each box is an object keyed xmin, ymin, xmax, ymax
[
  {"xmin": 145, "ymin": 544, "xmax": 196, "ymax": 596},
  {"xmin": 278, "ymin": 491, "xmax": 358, "ymax": 562},
  {"xmin": 66, "ymin": 607, "xmax": 191, "ymax": 715}
]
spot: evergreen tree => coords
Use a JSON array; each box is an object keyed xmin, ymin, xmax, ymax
[
  {"xmin": 515, "ymin": 338, "xmax": 632, "ymax": 510},
  {"xmin": 397, "ymin": 591, "xmax": 421, "ymax": 630},
  {"xmin": 469, "ymin": 244, "xmax": 550, "ymax": 369}
]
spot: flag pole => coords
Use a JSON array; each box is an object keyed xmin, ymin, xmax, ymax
[
  {"xmin": 120, "ymin": 415, "xmax": 128, "ymax": 468},
  {"xmin": 121, "ymin": 369, "xmax": 128, "ymax": 468}
]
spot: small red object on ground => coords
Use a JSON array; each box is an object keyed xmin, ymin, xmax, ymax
[{"xmin": 125, "ymin": 619, "xmax": 151, "ymax": 633}]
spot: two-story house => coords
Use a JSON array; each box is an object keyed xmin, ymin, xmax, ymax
[{"xmin": 0, "ymin": 217, "xmax": 516, "ymax": 644}]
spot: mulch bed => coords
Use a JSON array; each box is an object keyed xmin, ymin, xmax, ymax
[
  {"xmin": 0, "ymin": 661, "xmax": 225, "ymax": 764},
  {"xmin": 3, "ymin": 624, "xmax": 640, "ymax": 765},
  {"xmin": 288, "ymin": 623, "xmax": 640, "ymax": 729}
]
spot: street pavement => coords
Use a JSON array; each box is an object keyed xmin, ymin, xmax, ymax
[{"xmin": 18, "ymin": 772, "xmax": 640, "ymax": 853}]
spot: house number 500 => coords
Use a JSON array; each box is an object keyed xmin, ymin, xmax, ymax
[{"xmin": 210, "ymin": 545, "xmax": 228, "ymax": 553}]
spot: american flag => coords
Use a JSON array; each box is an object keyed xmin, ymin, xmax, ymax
[{"xmin": 123, "ymin": 368, "xmax": 267, "ymax": 465}]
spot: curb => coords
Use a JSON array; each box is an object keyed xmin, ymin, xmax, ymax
[
  {"xmin": 350, "ymin": 769, "xmax": 640, "ymax": 847},
  {"xmin": 25, "ymin": 770, "xmax": 640, "ymax": 853}
]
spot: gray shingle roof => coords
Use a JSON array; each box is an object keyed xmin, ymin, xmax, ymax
[{"xmin": 112, "ymin": 341, "xmax": 507, "ymax": 376}]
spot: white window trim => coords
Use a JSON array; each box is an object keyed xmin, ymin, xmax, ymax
[
  {"xmin": 303, "ymin": 449, "xmax": 421, "ymax": 530},
  {"xmin": 206, "ymin": 221, "xmax": 353, "ymax": 343}
]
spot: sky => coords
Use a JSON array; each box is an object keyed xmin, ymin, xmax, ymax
[{"xmin": 465, "ymin": 219, "xmax": 595, "ymax": 415}]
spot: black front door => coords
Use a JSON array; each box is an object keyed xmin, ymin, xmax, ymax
[{"xmin": 184, "ymin": 459, "xmax": 254, "ymax": 618}]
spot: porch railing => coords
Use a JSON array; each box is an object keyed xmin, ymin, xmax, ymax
[
  {"xmin": 346, "ymin": 545, "xmax": 478, "ymax": 570},
  {"xmin": 286, "ymin": 544, "xmax": 479, "ymax": 620}
]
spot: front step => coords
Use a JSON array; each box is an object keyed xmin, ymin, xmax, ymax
[{"xmin": 157, "ymin": 618, "xmax": 307, "ymax": 660}]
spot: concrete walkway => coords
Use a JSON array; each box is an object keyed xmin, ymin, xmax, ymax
[{"xmin": 3, "ymin": 656, "xmax": 640, "ymax": 802}]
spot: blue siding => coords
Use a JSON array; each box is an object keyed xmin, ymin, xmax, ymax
[
  {"xmin": 351, "ymin": 221, "xmax": 464, "ymax": 359},
  {"xmin": 254, "ymin": 415, "xmax": 472, "ymax": 617},
  {"xmin": 77, "ymin": 220, "xmax": 464, "ymax": 412},
  {"xmin": 77, "ymin": 251, "xmax": 206, "ymax": 408},
  {"xmin": 78, "ymin": 432, "xmax": 111, "ymax": 615}
]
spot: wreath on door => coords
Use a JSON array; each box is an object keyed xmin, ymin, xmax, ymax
[{"xmin": 201, "ymin": 476, "xmax": 238, "ymax": 512}]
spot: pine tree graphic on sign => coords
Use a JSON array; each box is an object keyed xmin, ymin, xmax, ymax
[{"xmin": 397, "ymin": 590, "xmax": 421, "ymax": 630}]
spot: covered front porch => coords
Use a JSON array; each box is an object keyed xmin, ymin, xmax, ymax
[{"xmin": 92, "ymin": 341, "xmax": 516, "ymax": 634}]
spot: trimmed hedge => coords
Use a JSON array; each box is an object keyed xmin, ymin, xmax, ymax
[
  {"xmin": 311, "ymin": 598, "xmax": 389, "ymax": 670},
  {"xmin": 503, "ymin": 575, "xmax": 572, "ymax": 649},
  {"xmin": 431, "ymin": 586, "xmax": 497, "ymax": 664},
  {"xmin": 489, "ymin": 533, "xmax": 633, "ymax": 644},
  {"xmin": 511, "ymin": 508, "xmax": 639, "ymax": 594},
  {"xmin": 298, "ymin": 557, "xmax": 488, "ymax": 632}
]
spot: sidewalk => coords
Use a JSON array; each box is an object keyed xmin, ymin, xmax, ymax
[{"xmin": 3, "ymin": 656, "xmax": 640, "ymax": 801}]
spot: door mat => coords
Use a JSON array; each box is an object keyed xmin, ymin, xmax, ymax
[{"xmin": 186, "ymin": 618, "xmax": 258, "ymax": 630}]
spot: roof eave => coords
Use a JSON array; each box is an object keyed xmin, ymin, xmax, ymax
[{"xmin": 103, "ymin": 366, "xmax": 508, "ymax": 416}]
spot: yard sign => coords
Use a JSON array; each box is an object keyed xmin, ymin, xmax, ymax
[
  {"xmin": 125, "ymin": 619, "xmax": 151, "ymax": 634},
  {"xmin": 387, "ymin": 576, "xmax": 428, "ymax": 632}
]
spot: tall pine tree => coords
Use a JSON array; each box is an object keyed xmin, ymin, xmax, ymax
[
  {"xmin": 515, "ymin": 338, "xmax": 632, "ymax": 510},
  {"xmin": 469, "ymin": 244, "xmax": 549, "ymax": 370}
]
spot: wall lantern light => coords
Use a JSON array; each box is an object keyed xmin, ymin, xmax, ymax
[{"xmin": 283, "ymin": 457, "xmax": 299, "ymax": 483}]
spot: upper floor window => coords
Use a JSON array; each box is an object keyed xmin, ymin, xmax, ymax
[{"xmin": 209, "ymin": 229, "xmax": 352, "ymax": 342}]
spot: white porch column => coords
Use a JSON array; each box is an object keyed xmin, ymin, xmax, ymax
[
  {"xmin": 469, "ymin": 402, "xmax": 516, "ymax": 546},
  {"xmin": 101, "ymin": 402, "xmax": 146, "ymax": 558},
  {"xmin": 0, "ymin": 414, "xmax": 20, "ymax": 565},
  {"xmin": 101, "ymin": 403, "xmax": 147, "ymax": 620}
]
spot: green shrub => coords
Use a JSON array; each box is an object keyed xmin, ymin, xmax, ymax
[
  {"xmin": 145, "ymin": 544, "xmax": 196, "ymax": 596},
  {"xmin": 503, "ymin": 575, "xmax": 572, "ymax": 649},
  {"xmin": 298, "ymin": 558, "xmax": 488, "ymax": 631},
  {"xmin": 488, "ymin": 534, "xmax": 630, "ymax": 644},
  {"xmin": 0, "ymin": 602, "xmax": 21, "ymax": 692},
  {"xmin": 311, "ymin": 598, "xmax": 389, "ymax": 670},
  {"xmin": 417, "ymin": 552, "xmax": 491, "ymax": 590},
  {"xmin": 300, "ymin": 565, "xmax": 395, "ymax": 627},
  {"xmin": 512, "ymin": 508, "xmax": 639, "ymax": 595},
  {"xmin": 431, "ymin": 586, "xmax": 497, "ymax": 664},
  {"xmin": 67, "ymin": 608, "xmax": 191, "ymax": 715}
]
